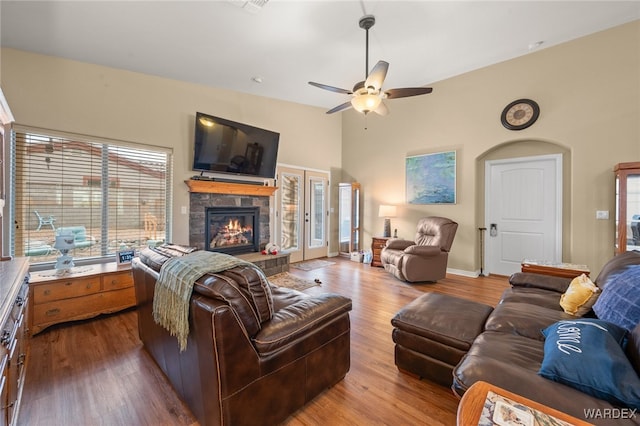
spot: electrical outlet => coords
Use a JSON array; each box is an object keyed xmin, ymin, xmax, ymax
[
  {"xmin": 181, "ymin": 206, "xmax": 188, "ymax": 215},
  {"xmin": 596, "ymin": 210, "xmax": 609, "ymax": 220}
]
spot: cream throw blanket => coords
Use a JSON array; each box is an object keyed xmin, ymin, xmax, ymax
[{"xmin": 152, "ymin": 250, "xmax": 263, "ymax": 351}]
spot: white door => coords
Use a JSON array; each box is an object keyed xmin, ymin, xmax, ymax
[
  {"xmin": 485, "ymin": 154, "xmax": 562, "ymax": 276},
  {"xmin": 276, "ymin": 166, "xmax": 328, "ymax": 263}
]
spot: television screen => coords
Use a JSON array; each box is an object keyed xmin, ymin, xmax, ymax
[{"xmin": 193, "ymin": 112, "xmax": 280, "ymax": 179}]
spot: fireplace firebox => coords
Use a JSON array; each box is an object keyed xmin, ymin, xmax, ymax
[{"xmin": 205, "ymin": 207, "xmax": 260, "ymax": 254}]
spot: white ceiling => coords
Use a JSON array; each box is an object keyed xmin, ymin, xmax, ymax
[{"xmin": 2, "ymin": 1, "xmax": 639, "ymax": 112}]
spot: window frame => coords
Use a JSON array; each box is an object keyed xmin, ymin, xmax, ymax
[{"xmin": 9, "ymin": 125, "xmax": 173, "ymax": 269}]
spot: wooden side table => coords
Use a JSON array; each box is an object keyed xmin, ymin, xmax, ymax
[
  {"xmin": 521, "ymin": 260, "xmax": 590, "ymax": 278},
  {"xmin": 371, "ymin": 237, "xmax": 389, "ymax": 267},
  {"xmin": 457, "ymin": 381, "xmax": 594, "ymax": 426}
]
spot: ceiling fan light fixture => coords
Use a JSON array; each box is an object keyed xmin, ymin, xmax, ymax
[{"xmin": 351, "ymin": 94, "xmax": 381, "ymax": 114}]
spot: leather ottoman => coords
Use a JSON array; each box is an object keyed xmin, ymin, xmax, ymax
[{"xmin": 391, "ymin": 293, "xmax": 493, "ymax": 386}]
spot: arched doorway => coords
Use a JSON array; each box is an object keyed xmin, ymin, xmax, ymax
[{"xmin": 476, "ymin": 140, "xmax": 571, "ymax": 276}]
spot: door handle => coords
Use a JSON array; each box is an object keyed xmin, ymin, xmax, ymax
[{"xmin": 490, "ymin": 223, "xmax": 498, "ymax": 237}]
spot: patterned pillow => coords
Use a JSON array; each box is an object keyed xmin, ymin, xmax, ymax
[{"xmin": 593, "ymin": 265, "xmax": 640, "ymax": 331}]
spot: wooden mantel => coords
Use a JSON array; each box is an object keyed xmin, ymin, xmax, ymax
[{"xmin": 185, "ymin": 179, "xmax": 278, "ymax": 196}]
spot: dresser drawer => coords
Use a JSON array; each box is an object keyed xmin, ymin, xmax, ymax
[
  {"xmin": 32, "ymin": 287, "xmax": 136, "ymax": 328},
  {"xmin": 33, "ymin": 277, "xmax": 101, "ymax": 304},
  {"xmin": 372, "ymin": 241, "xmax": 386, "ymax": 250},
  {"xmin": 102, "ymin": 271, "xmax": 133, "ymax": 291}
]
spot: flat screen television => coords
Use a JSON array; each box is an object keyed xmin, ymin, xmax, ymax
[{"xmin": 193, "ymin": 112, "xmax": 280, "ymax": 179}]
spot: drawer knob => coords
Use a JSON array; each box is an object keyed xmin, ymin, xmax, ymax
[
  {"xmin": 86, "ymin": 283, "xmax": 92, "ymax": 289},
  {"xmin": 46, "ymin": 308, "xmax": 61, "ymax": 317},
  {"xmin": 43, "ymin": 290, "xmax": 51, "ymax": 296},
  {"xmin": 111, "ymin": 280, "xmax": 117, "ymax": 285},
  {"xmin": 65, "ymin": 282, "xmax": 73, "ymax": 286}
]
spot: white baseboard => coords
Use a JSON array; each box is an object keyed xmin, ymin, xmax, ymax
[{"xmin": 446, "ymin": 268, "xmax": 481, "ymax": 278}]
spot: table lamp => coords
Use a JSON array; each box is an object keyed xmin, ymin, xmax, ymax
[
  {"xmin": 378, "ymin": 205, "xmax": 397, "ymax": 238},
  {"xmin": 54, "ymin": 233, "xmax": 76, "ymax": 272}
]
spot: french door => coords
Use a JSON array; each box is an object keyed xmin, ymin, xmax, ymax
[{"xmin": 276, "ymin": 166, "xmax": 328, "ymax": 263}]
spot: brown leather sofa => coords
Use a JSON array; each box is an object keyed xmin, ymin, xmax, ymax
[
  {"xmin": 393, "ymin": 251, "xmax": 640, "ymax": 425},
  {"xmin": 380, "ymin": 216, "xmax": 458, "ymax": 282},
  {"xmin": 132, "ymin": 246, "xmax": 352, "ymax": 426}
]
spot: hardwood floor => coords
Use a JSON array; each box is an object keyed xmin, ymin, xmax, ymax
[{"xmin": 19, "ymin": 257, "xmax": 509, "ymax": 426}]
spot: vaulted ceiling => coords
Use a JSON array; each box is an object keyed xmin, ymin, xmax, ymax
[{"xmin": 2, "ymin": 1, "xmax": 639, "ymax": 110}]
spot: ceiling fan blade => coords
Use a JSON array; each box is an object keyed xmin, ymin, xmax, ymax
[
  {"xmin": 309, "ymin": 81, "xmax": 353, "ymax": 95},
  {"xmin": 373, "ymin": 100, "xmax": 389, "ymax": 116},
  {"xmin": 384, "ymin": 87, "xmax": 433, "ymax": 99},
  {"xmin": 326, "ymin": 101, "xmax": 353, "ymax": 114},
  {"xmin": 365, "ymin": 60, "xmax": 389, "ymax": 92}
]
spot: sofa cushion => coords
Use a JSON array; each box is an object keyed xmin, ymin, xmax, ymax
[
  {"xmin": 594, "ymin": 250, "xmax": 640, "ymax": 290},
  {"xmin": 485, "ymin": 302, "xmax": 573, "ymax": 340},
  {"xmin": 139, "ymin": 244, "xmax": 198, "ymax": 272},
  {"xmin": 195, "ymin": 265, "xmax": 274, "ymax": 337},
  {"xmin": 593, "ymin": 265, "xmax": 640, "ymax": 331},
  {"xmin": 453, "ymin": 331, "xmax": 632, "ymax": 422},
  {"xmin": 253, "ymin": 293, "xmax": 352, "ymax": 356},
  {"xmin": 509, "ymin": 272, "xmax": 571, "ymax": 293},
  {"xmin": 499, "ymin": 287, "xmax": 565, "ymax": 311},
  {"xmin": 559, "ymin": 273, "xmax": 600, "ymax": 316},
  {"xmin": 539, "ymin": 319, "xmax": 640, "ymax": 409}
]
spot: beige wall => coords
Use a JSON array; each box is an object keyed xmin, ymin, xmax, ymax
[
  {"xmin": 0, "ymin": 48, "xmax": 343, "ymax": 246},
  {"xmin": 1, "ymin": 20, "xmax": 639, "ymax": 273},
  {"xmin": 342, "ymin": 20, "xmax": 640, "ymax": 274}
]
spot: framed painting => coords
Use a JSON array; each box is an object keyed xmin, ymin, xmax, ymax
[{"xmin": 406, "ymin": 150, "xmax": 456, "ymax": 204}]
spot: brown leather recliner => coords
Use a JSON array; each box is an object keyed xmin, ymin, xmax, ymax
[
  {"xmin": 132, "ymin": 246, "xmax": 352, "ymax": 426},
  {"xmin": 380, "ymin": 216, "xmax": 458, "ymax": 282}
]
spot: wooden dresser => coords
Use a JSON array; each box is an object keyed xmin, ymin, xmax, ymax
[
  {"xmin": 0, "ymin": 258, "xmax": 30, "ymax": 426},
  {"xmin": 29, "ymin": 263, "xmax": 135, "ymax": 335},
  {"xmin": 371, "ymin": 237, "xmax": 390, "ymax": 267}
]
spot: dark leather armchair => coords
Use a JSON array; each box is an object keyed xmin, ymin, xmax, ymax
[
  {"xmin": 132, "ymin": 246, "xmax": 352, "ymax": 426},
  {"xmin": 380, "ymin": 216, "xmax": 458, "ymax": 282}
]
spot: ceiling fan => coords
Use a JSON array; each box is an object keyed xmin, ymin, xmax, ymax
[{"xmin": 309, "ymin": 15, "xmax": 433, "ymax": 115}]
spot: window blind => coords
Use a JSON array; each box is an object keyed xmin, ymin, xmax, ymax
[{"xmin": 11, "ymin": 127, "xmax": 172, "ymax": 265}]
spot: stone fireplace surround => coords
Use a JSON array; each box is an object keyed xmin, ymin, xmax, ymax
[
  {"xmin": 185, "ymin": 180, "xmax": 289, "ymax": 276},
  {"xmin": 189, "ymin": 192, "xmax": 270, "ymax": 253}
]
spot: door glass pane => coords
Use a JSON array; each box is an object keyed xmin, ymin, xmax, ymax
[
  {"xmin": 309, "ymin": 178, "xmax": 325, "ymax": 248},
  {"xmin": 339, "ymin": 185, "xmax": 351, "ymax": 254},
  {"xmin": 353, "ymin": 186, "xmax": 360, "ymax": 252},
  {"xmin": 627, "ymin": 174, "xmax": 640, "ymax": 251},
  {"xmin": 280, "ymin": 173, "xmax": 301, "ymax": 252}
]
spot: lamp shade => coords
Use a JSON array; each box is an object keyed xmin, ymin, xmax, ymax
[
  {"xmin": 53, "ymin": 234, "xmax": 76, "ymax": 250},
  {"xmin": 378, "ymin": 205, "xmax": 397, "ymax": 218},
  {"xmin": 351, "ymin": 94, "xmax": 381, "ymax": 114}
]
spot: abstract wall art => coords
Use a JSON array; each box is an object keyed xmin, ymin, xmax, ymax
[{"xmin": 406, "ymin": 150, "xmax": 456, "ymax": 204}]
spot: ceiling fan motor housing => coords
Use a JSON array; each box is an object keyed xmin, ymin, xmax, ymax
[{"xmin": 359, "ymin": 15, "xmax": 375, "ymax": 30}]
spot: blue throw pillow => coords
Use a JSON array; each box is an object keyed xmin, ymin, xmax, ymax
[
  {"xmin": 539, "ymin": 319, "xmax": 640, "ymax": 409},
  {"xmin": 593, "ymin": 265, "xmax": 640, "ymax": 331}
]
